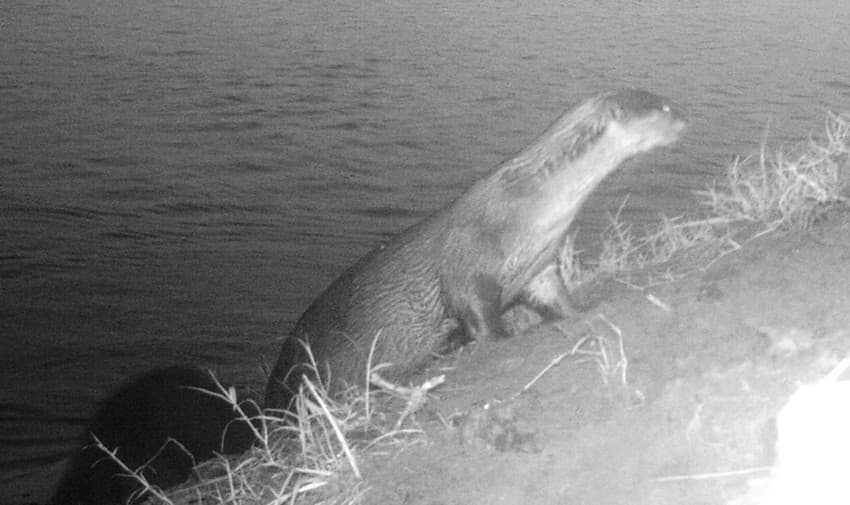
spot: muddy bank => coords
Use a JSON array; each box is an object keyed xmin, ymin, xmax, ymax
[{"xmin": 360, "ymin": 208, "xmax": 850, "ymax": 505}]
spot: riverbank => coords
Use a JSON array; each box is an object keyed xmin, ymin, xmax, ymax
[
  {"xmin": 364, "ymin": 204, "xmax": 850, "ymax": 504},
  {"xmin": 152, "ymin": 115, "xmax": 850, "ymax": 505}
]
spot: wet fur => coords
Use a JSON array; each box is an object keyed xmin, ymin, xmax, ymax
[
  {"xmin": 51, "ymin": 366, "xmax": 257, "ymax": 505},
  {"xmin": 265, "ymin": 89, "xmax": 686, "ymax": 409}
]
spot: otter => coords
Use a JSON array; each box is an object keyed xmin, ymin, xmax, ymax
[
  {"xmin": 265, "ymin": 89, "xmax": 686, "ymax": 409},
  {"xmin": 50, "ymin": 366, "xmax": 258, "ymax": 505}
]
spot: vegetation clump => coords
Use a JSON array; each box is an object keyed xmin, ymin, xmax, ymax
[{"xmin": 557, "ymin": 113, "xmax": 850, "ymax": 293}]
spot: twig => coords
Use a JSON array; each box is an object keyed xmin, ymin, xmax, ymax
[
  {"xmin": 370, "ymin": 372, "xmax": 445, "ymax": 430},
  {"xmin": 523, "ymin": 351, "xmax": 572, "ymax": 392}
]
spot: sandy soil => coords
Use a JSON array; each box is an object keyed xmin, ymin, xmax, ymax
[{"xmin": 353, "ymin": 208, "xmax": 850, "ymax": 505}]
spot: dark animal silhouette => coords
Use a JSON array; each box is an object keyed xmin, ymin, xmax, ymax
[{"xmin": 50, "ymin": 366, "xmax": 258, "ymax": 505}]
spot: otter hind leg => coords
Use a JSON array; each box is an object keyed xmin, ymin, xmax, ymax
[{"xmin": 461, "ymin": 274, "xmax": 510, "ymax": 341}]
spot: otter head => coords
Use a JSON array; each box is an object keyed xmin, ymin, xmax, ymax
[
  {"xmin": 601, "ymin": 89, "xmax": 687, "ymax": 157},
  {"xmin": 496, "ymin": 89, "xmax": 686, "ymax": 195},
  {"xmin": 493, "ymin": 89, "xmax": 687, "ymax": 307}
]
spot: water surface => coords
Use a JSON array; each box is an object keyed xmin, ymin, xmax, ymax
[{"xmin": 1, "ymin": 0, "xmax": 848, "ymax": 496}]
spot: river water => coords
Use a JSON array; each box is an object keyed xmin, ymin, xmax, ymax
[{"xmin": 1, "ymin": 0, "xmax": 848, "ymax": 498}]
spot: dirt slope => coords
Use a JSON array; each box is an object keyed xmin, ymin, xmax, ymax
[{"xmin": 358, "ymin": 210, "xmax": 850, "ymax": 505}]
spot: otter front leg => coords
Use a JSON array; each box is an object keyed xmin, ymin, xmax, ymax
[
  {"xmin": 520, "ymin": 263, "xmax": 572, "ymax": 320},
  {"xmin": 461, "ymin": 274, "xmax": 510, "ymax": 341}
]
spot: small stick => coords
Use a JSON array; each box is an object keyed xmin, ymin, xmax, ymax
[
  {"xmin": 653, "ymin": 466, "xmax": 771, "ymax": 482},
  {"xmin": 646, "ymin": 293, "xmax": 671, "ymax": 313},
  {"xmin": 523, "ymin": 351, "xmax": 571, "ymax": 392},
  {"xmin": 370, "ymin": 372, "xmax": 445, "ymax": 430}
]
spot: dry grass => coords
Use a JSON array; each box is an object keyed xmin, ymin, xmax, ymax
[
  {"xmin": 97, "ymin": 342, "xmax": 424, "ymax": 505},
  {"xmin": 559, "ymin": 112, "xmax": 850, "ymax": 292},
  {"xmin": 699, "ymin": 113, "xmax": 849, "ymax": 232},
  {"xmin": 570, "ymin": 314, "xmax": 645, "ymax": 406}
]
